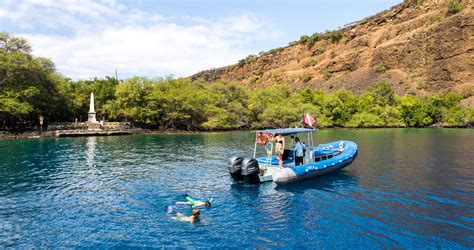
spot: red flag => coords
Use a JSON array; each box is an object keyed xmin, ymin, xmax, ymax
[{"xmin": 303, "ymin": 113, "xmax": 315, "ymax": 127}]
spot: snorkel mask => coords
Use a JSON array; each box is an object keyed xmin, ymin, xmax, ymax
[{"xmin": 206, "ymin": 198, "xmax": 213, "ymax": 207}]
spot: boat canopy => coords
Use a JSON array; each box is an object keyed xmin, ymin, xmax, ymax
[{"xmin": 255, "ymin": 128, "xmax": 315, "ymax": 136}]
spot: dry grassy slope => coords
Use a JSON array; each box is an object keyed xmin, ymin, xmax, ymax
[{"xmin": 192, "ymin": 0, "xmax": 474, "ymax": 98}]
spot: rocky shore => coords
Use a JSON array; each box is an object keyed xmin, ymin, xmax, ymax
[
  {"xmin": 0, "ymin": 127, "xmax": 201, "ymax": 139},
  {"xmin": 0, "ymin": 129, "xmax": 133, "ymax": 139}
]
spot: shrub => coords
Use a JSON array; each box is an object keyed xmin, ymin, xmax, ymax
[
  {"xmin": 442, "ymin": 107, "xmax": 466, "ymax": 127},
  {"xmin": 329, "ymin": 30, "xmax": 343, "ymax": 43},
  {"xmin": 323, "ymin": 89, "xmax": 358, "ymax": 126},
  {"xmin": 238, "ymin": 54, "xmax": 258, "ymax": 67},
  {"xmin": 304, "ymin": 59, "xmax": 317, "ymax": 68},
  {"xmin": 374, "ymin": 61, "xmax": 388, "ymax": 73},
  {"xmin": 369, "ymin": 81, "xmax": 395, "ymax": 106},
  {"xmin": 416, "ymin": 81, "xmax": 428, "ymax": 90},
  {"xmin": 227, "ymin": 65, "xmax": 236, "ymax": 71},
  {"xmin": 259, "ymin": 100, "xmax": 301, "ymax": 128},
  {"xmin": 426, "ymin": 92, "xmax": 463, "ymax": 123},
  {"xmin": 312, "ymin": 47, "xmax": 325, "ymax": 56},
  {"xmin": 270, "ymin": 72, "xmax": 280, "ymax": 79},
  {"xmin": 398, "ymin": 95, "xmax": 433, "ymax": 127},
  {"xmin": 308, "ymin": 33, "xmax": 321, "ymax": 46},
  {"xmin": 447, "ymin": 0, "xmax": 463, "ymax": 14},
  {"xmin": 299, "ymin": 35, "xmax": 309, "ymax": 43},
  {"xmin": 245, "ymin": 54, "xmax": 258, "ymax": 63},
  {"xmin": 267, "ymin": 47, "xmax": 283, "ymax": 54},
  {"xmin": 300, "ymin": 73, "xmax": 312, "ymax": 83},
  {"xmin": 467, "ymin": 108, "xmax": 474, "ymax": 126},
  {"xmin": 380, "ymin": 106, "xmax": 406, "ymax": 127},
  {"xmin": 300, "ymin": 33, "xmax": 321, "ymax": 47},
  {"xmin": 322, "ymin": 70, "xmax": 332, "ymax": 80},
  {"xmin": 345, "ymin": 112, "xmax": 384, "ymax": 127},
  {"xmin": 315, "ymin": 115, "xmax": 333, "ymax": 128},
  {"xmin": 256, "ymin": 67, "xmax": 265, "ymax": 75}
]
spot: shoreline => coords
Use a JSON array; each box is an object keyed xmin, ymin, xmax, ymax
[
  {"xmin": 0, "ymin": 128, "xmax": 206, "ymax": 139},
  {"xmin": 0, "ymin": 126, "xmax": 472, "ymax": 139}
]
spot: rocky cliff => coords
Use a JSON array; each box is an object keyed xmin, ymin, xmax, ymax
[{"xmin": 192, "ymin": 0, "xmax": 473, "ymax": 98}]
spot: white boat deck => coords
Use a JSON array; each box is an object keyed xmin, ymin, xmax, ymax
[{"xmin": 258, "ymin": 163, "xmax": 294, "ymax": 183}]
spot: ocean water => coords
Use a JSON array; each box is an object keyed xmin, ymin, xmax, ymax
[{"xmin": 0, "ymin": 129, "xmax": 473, "ymax": 248}]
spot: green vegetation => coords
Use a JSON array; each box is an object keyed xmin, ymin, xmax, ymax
[
  {"xmin": 299, "ymin": 33, "xmax": 321, "ymax": 47},
  {"xmin": 447, "ymin": 0, "xmax": 463, "ymax": 14},
  {"xmin": 299, "ymin": 30, "xmax": 342, "ymax": 47},
  {"xmin": 304, "ymin": 59, "xmax": 317, "ymax": 68},
  {"xmin": 1, "ymin": 33, "xmax": 473, "ymax": 130},
  {"xmin": 416, "ymin": 81, "xmax": 428, "ymax": 90},
  {"xmin": 300, "ymin": 73, "xmax": 312, "ymax": 83},
  {"xmin": 374, "ymin": 61, "xmax": 389, "ymax": 73},
  {"xmin": 313, "ymin": 48, "xmax": 325, "ymax": 55},
  {"xmin": 0, "ymin": 32, "xmax": 72, "ymax": 129},
  {"xmin": 322, "ymin": 70, "xmax": 333, "ymax": 80},
  {"xmin": 238, "ymin": 54, "xmax": 258, "ymax": 67},
  {"xmin": 267, "ymin": 47, "xmax": 284, "ymax": 54},
  {"xmin": 328, "ymin": 30, "xmax": 343, "ymax": 43}
]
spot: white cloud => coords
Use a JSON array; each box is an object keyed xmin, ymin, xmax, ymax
[{"xmin": 1, "ymin": 0, "xmax": 279, "ymax": 80}]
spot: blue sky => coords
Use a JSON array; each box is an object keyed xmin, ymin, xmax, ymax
[{"xmin": 0, "ymin": 0, "xmax": 401, "ymax": 79}]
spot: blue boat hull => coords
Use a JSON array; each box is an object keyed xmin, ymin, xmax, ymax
[{"xmin": 271, "ymin": 140, "xmax": 358, "ymax": 183}]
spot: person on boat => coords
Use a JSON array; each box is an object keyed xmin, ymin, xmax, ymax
[
  {"xmin": 273, "ymin": 133, "xmax": 285, "ymax": 168},
  {"xmin": 293, "ymin": 137, "xmax": 305, "ymax": 166},
  {"xmin": 172, "ymin": 208, "xmax": 200, "ymax": 224},
  {"xmin": 176, "ymin": 194, "xmax": 212, "ymax": 207}
]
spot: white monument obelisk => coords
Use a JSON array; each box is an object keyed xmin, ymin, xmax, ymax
[{"xmin": 88, "ymin": 92, "xmax": 97, "ymax": 123}]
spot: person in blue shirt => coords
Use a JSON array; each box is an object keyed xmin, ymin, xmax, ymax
[{"xmin": 293, "ymin": 137, "xmax": 306, "ymax": 166}]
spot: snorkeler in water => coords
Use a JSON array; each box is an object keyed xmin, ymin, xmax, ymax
[
  {"xmin": 176, "ymin": 194, "xmax": 213, "ymax": 207},
  {"xmin": 172, "ymin": 208, "xmax": 200, "ymax": 224}
]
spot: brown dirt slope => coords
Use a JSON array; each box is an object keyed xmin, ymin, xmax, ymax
[{"xmin": 192, "ymin": 0, "xmax": 473, "ymax": 97}]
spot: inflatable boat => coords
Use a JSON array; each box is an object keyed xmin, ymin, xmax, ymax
[{"xmin": 228, "ymin": 128, "xmax": 358, "ymax": 184}]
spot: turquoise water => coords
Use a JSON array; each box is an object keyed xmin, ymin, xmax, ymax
[{"xmin": 0, "ymin": 129, "xmax": 473, "ymax": 248}]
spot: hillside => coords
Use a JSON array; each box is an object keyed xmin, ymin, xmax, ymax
[{"xmin": 192, "ymin": 0, "xmax": 473, "ymax": 98}]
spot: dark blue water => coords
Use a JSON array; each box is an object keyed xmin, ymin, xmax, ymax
[{"xmin": 0, "ymin": 129, "xmax": 473, "ymax": 248}]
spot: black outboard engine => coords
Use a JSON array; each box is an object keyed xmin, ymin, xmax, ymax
[
  {"xmin": 241, "ymin": 158, "xmax": 260, "ymax": 185},
  {"xmin": 228, "ymin": 156, "xmax": 244, "ymax": 182}
]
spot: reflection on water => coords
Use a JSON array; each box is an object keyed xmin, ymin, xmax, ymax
[
  {"xmin": 0, "ymin": 129, "xmax": 473, "ymax": 248},
  {"xmin": 86, "ymin": 136, "xmax": 96, "ymax": 168}
]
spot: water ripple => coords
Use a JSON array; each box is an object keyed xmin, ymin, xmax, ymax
[{"xmin": 0, "ymin": 129, "xmax": 473, "ymax": 248}]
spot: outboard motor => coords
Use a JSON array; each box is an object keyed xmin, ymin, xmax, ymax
[
  {"xmin": 241, "ymin": 158, "xmax": 260, "ymax": 185},
  {"xmin": 228, "ymin": 156, "xmax": 244, "ymax": 182}
]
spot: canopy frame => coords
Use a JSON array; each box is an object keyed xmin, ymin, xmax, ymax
[{"xmin": 253, "ymin": 127, "xmax": 315, "ymax": 164}]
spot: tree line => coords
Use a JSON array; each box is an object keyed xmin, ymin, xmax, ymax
[{"xmin": 1, "ymin": 33, "xmax": 473, "ymax": 130}]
